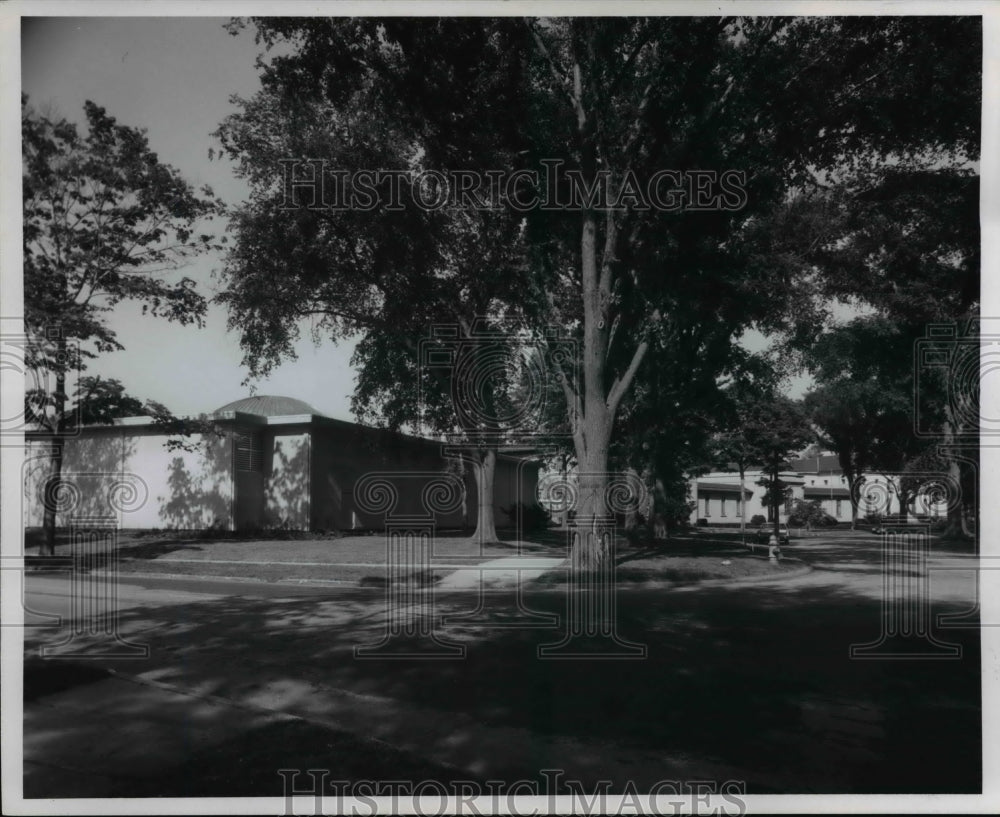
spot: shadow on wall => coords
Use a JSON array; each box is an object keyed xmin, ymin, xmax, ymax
[
  {"xmin": 265, "ymin": 437, "xmax": 310, "ymax": 529},
  {"xmin": 24, "ymin": 434, "xmax": 139, "ymax": 526},
  {"xmin": 158, "ymin": 434, "xmax": 232, "ymax": 530}
]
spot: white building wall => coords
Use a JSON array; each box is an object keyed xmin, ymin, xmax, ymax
[
  {"xmin": 690, "ymin": 468, "xmax": 949, "ymax": 526},
  {"xmin": 24, "ymin": 429, "xmax": 235, "ymax": 531},
  {"xmin": 690, "ymin": 470, "xmax": 803, "ymax": 525}
]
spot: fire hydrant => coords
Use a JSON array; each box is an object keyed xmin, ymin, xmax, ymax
[{"xmin": 768, "ymin": 534, "xmax": 781, "ymax": 562}]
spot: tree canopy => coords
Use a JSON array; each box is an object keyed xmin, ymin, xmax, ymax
[
  {"xmin": 23, "ymin": 96, "xmax": 223, "ymax": 553},
  {"xmin": 217, "ymin": 15, "xmax": 980, "ymax": 560},
  {"xmin": 23, "ymin": 95, "xmax": 223, "ymax": 432}
]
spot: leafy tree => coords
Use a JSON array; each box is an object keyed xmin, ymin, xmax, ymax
[
  {"xmin": 743, "ymin": 397, "xmax": 815, "ymax": 543},
  {"xmin": 350, "ymin": 320, "xmax": 552, "ymax": 543},
  {"xmin": 23, "ymin": 97, "xmax": 222, "ymax": 554},
  {"xmin": 900, "ymin": 444, "xmax": 977, "ymax": 536},
  {"xmin": 804, "ymin": 315, "xmax": 946, "ymax": 527},
  {"xmin": 704, "ymin": 368, "xmax": 787, "ymax": 539},
  {"xmin": 797, "ymin": 167, "xmax": 979, "ymax": 536},
  {"xmin": 809, "ymin": 169, "xmax": 978, "ymax": 327},
  {"xmin": 800, "ymin": 317, "xmax": 923, "ymax": 530},
  {"xmin": 803, "ymin": 381, "xmax": 872, "ymax": 529},
  {"xmin": 221, "ymin": 15, "xmax": 979, "ymax": 566},
  {"xmin": 68, "ymin": 376, "xmax": 145, "ymax": 425},
  {"xmin": 213, "ymin": 50, "xmax": 539, "ymax": 544},
  {"xmin": 785, "ymin": 102, "xmax": 978, "ymax": 538}
]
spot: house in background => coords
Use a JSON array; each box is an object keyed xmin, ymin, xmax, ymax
[
  {"xmin": 691, "ymin": 468, "xmax": 804, "ymax": 526},
  {"xmin": 793, "ymin": 454, "xmax": 854, "ymax": 522},
  {"xmin": 689, "ymin": 453, "xmax": 948, "ymax": 526},
  {"xmin": 23, "ymin": 395, "xmax": 540, "ymax": 533}
]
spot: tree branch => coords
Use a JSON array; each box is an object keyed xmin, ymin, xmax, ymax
[
  {"xmin": 525, "ymin": 20, "xmax": 579, "ymax": 113},
  {"xmin": 606, "ymin": 309, "xmax": 661, "ymax": 416}
]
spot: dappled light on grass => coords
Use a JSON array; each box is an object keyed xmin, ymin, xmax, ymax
[{"xmin": 533, "ymin": 535, "xmax": 800, "ymax": 586}]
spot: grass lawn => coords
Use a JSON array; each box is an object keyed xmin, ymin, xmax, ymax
[
  {"xmin": 110, "ymin": 532, "xmax": 556, "ymax": 584},
  {"xmin": 25, "ymin": 529, "xmax": 563, "ymax": 585},
  {"xmin": 25, "ymin": 526, "xmax": 807, "ymax": 587},
  {"xmin": 533, "ymin": 536, "xmax": 801, "ymax": 586},
  {"xmin": 612, "ymin": 553, "xmax": 799, "ymax": 583},
  {"xmin": 25, "ymin": 528, "xmax": 553, "ymax": 559}
]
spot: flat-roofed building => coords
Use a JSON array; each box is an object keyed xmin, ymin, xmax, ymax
[{"xmin": 23, "ymin": 395, "xmax": 540, "ymax": 533}]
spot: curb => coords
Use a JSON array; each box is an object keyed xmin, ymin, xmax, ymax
[{"xmin": 101, "ymin": 569, "xmax": 381, "ymax": 589}]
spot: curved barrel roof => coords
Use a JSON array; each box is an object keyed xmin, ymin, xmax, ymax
[{"xmin": 213, "ymin": 395, "xmax": 322, "ymax": 417}]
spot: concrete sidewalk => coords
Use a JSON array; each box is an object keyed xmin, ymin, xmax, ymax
[{"xmin": 436, "ymin": 556, "xmax": 566, "ymax": 590}]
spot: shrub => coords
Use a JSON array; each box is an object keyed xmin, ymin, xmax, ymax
[
  {"xmin": 750, "ymin": 514, "xmax": 766, "ymax": 526},
  {"xmin": 788, "ymin": 498, "xmax": 833, "ymax": 528},
  {"xmin": 788, "ymin": 510, "xmax": 839, "ymax": 527},
  {"xmin": 503, "ymin": 502, "xmax": 551, "ymax": 532},
  {"xmin": 696, "ymin": 518, "xmax": 709, "ymax": 527}
]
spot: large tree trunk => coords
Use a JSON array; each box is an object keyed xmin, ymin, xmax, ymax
[
  {"xmin": 944, "ymin": 452, "xmax": 967, "ymax": 539},
  {"xmin": 571, "ymin": 412, "xmax": 613, "ymax": 570},
  {"xmin": 841, "ymin": 460, "xmax": 859, "ymax": 530},
  {"xmin": 897, "ymin": 483, "xmax": 911, "ymax": 523},
  {"xmin": 961, "ymin": 494, "xmax": 975, "ymax": 539},
  {"xmin": 548, "ymin": 57, "xmax": 655, "ymax": 572},
  {"xmin": 470, "ymin": 447, "xmax": 499, "ymax": 545},
  {"xmin": 941, "ymin": 416, "xmax": 972, "ymax": 540},
  {"xmin": 771, "ymin": 475, "xmax": 781, "ymax": 544},
  {"xmin": 40, "ymin": 438, "xmax": 64, "ymax": 557},
  {"xmin": 623, "ymin": 467, "xmax": 640, "ymax": 535},
  {"xmin": 739, "ymin": 465, "xmax": 746, "ymax": 541},
  {"xmin": 560, "ymin": 150, "xmax": 650, "ymax": 568},
  {"xmin": 40, "ymin": 341, "xmax": 68, "ymax": 558},
  {"xmin": 567, "ymin": 204, "xmax": 613, "ymax": 569}
]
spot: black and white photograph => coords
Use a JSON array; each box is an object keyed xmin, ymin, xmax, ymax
[{"xmin": 1, "ymin": 1, "xmax": 997, "ymax": 814}]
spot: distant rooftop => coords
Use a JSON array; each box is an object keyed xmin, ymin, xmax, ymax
[
  {"xmin": 213, "ymin": 395, "xmax": 322, "ymax": 418},
  {"xmin": 788, "ymin": 454, "xmax": 842, "ymax": 474}
]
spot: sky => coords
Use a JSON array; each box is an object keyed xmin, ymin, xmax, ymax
[
  {"xmin": 22, "ymin": 17, "xmax": 361, "ymax": 420},
  {"xmin": 21, "ymin": 15, "xmax": 813, "ymax": 423}
]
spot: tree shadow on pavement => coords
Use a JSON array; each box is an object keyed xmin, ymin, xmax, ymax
[{"xmin": 23, "ymin": 575, "xmax": 981, "ymax": 796}]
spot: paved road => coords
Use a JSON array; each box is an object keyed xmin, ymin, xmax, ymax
[{"xmin": 17, "ymin": 533, "xmax": 983, "ymax": 797}]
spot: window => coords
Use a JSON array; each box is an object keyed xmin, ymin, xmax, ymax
[
  {"xmin": 702, "ymin": 496, "xmax": 709, "ymax": 517},
  {"xmin": 836, "ymin": 499, "xmax": 843, "ymax": 517},
  {"xmin": 721, "ymin": 497, "xmax": 727, "ymax": 517},
  {"xmin": 235, "ymin": 432, "xmax": 263, "ymax": 472}
]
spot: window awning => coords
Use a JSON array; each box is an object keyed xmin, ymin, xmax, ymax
[
  {"xmin": 696, "ymin": 482, "xmax": 753, "ymax": 496},
  {"xmin": 803, "ymin": 487, "xmax": 851, "ymax": 499}
]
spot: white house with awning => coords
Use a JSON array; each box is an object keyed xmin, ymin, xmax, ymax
[
  {"xmin": 691, "ymin": 469, "xmax": 804, "ymax": 525},
  {"xmin": 689, "ymin": 453, "xmax": 949, "ymax": 526}
]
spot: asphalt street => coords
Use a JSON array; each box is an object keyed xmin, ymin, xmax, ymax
[{"xmin": 16, "ymin": 533, "xmax": 984, "ymax": 797}]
